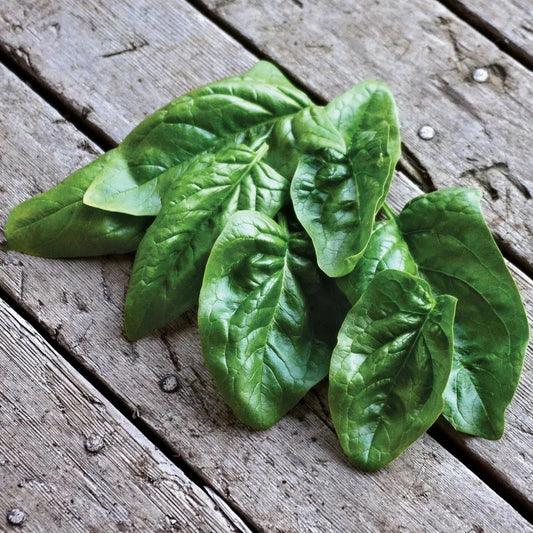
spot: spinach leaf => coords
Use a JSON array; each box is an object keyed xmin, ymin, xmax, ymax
[
  {"xmin": 399, "ymin": 188, "xmax": 529, "ymax": 438},
  {"xmin": 337, "ymin": 219, "xmax": 418, "ymax": 305},
  {"xmin": 198, "ymin": 210, "xmax": 331, "ymax": 430},
  {"xmin": 291, "ymin": 83, "xmax": 401, "ymax": 277},
  {"xmin": 83, "ymin": 62, "xmax": 312, "ymax": 216},
  {"xmin": 4, "ymin": 151, "xmax": 152, "ymax": 258},
  {"xmin": 338, "ymin": 189, "xmax": 529, "ymax": 439},
  {"xmin": 329, "ymin": 269, "xmax": 456, "ymax": 471},
  {"xmin": 124, "ymin": 143, "xmax": 288, "ymax": 340}
]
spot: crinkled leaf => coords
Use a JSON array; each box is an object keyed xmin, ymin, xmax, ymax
[
  {"xmin": 83, "ymin": 62, "xmax": 312, "ymax": 216},
  {"xmin": 199, "ymin": 210, "xmax": 331, "ymax": 430},
  {"xmin": 124, "ymin": 143, "xmax": 288, "ymax": 340},
  {"xmin": 4, "ymin": 151, "xmax": 152, "ymax": 258},
  {"xmin": 326, "ymin": 80, "xmax": 401, "ymax": 208},
  {"xmin": 337, "ymin": 219, "xmax": 418, "ymax": 304},
  {"xmin": 329, "ymin": 269, "xmax": 456, "ymax": 471},
  {"xmin": 291, "ymin": 83, "xmax": 401, "ymax": 277},
  {"xmin": 399, "ymin": 188, "xmax": 529, "ymax": 438}
]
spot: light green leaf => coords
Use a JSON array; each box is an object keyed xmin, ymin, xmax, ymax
[
  {"xmin": 337, "ymin": 219, "xmax": 418, "ymax": 304},
  {"xmin": 83, "ymin": 63, "xmax": 312, "ymax": 216},
  {"xmin": 399, "ymin": 188, "xmax": 529, "ymax": 438},
  {"xmin": 4, "ymin": 151, "xmax": 152, "ymax": 258},
  {"xmin": 291, "ymin": 82, "xmax": 401, "ymax": 277}
]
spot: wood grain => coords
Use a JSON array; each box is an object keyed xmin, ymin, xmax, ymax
[
  {"xmin": 0, "ymin": 64, "xmax": 532, "ymax": 532},
  {"xmin": 0, "ymin": 0, "xmax": 532, "ymax": 269},
  {"xmin": 442, "ymin": 0, "xmax": 533, "ymax": 64},
  {"xmin": 0, "ymin": 298, "xmax": 248, "ymax": 532}
]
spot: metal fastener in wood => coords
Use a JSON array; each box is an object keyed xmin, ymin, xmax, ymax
[
  {"xmin": 159, "ymin": 374, "xmax": 180, "ymax": 393},
  {"xmin": 84, "ymin": 433, "xmax": 105, "ymax": 453},
  {"xmin": 6, "ymin": 508, "xmax": 27, "ymax": 526},
  {"xmin": 472, "ymin": 68, "xmax": 489, "ymax": 83},
  {"xmin": 418, "ymin": 125, "xmax": 435, "ymax": 140}
]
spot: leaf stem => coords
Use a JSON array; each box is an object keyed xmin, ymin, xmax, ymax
[
  {"xmin": 254, "ymin": 142, "xmax": 269, "ymax": 162},
  {"xmin": 381, "ymin": 202, "xmax": 398, "ymax": 221}
]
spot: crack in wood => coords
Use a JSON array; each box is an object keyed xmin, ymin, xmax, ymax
[
  {"xmin": 101, "ymin": 39, "xmax": 149, "ymax": 58},
  {"xmin": 437, "ymin": 0, "xmax": 533, "ymax": 72},
  {"xmin": 398, "ymin": 146, "xmax": 437, "ymax": 193}
]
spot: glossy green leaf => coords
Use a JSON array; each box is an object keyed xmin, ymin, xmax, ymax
[
  {"xmin": 4, "ymin": 151, "xmax": 152, "ymax": 258},
  {"xmin": 198, "ymin": 210, "xmax": 331, "ymax": 430},
  {"xmin": 124, "ymin": 143, "xmax": 288, "ymax": 340},
  {"xmin": 399, "ymin": 188, "xmax": 529, "ymax": 438},
  {"xmin": 337, "ymin": 219, "xmax": 418, "ymax": 305},
  {"xmin": 83, "ymin": 62, "xmax": 312, "ymax": 216},
  {"xmin": 329, "ymin": 269, "xmax": 456, "ymax": 471},
  {"xmin": 291, "ymin": 83, "xmax": 401, "ymax": 277},
  {"xmin": 326, "ymin": 81, "xmax": 401, "ymax": 208}
]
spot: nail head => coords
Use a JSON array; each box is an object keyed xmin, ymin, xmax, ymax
[
  {"xmin": 84, "ymin": 433, "xmax": 105, "ymax": 453},
  {"xmin": 472, "ymin": 67, "xmax": 489, "ymax": 83},
  {"xmin": 7, "ymin": 508, "xmax": 27, "ymax": 526},
  {"xmin": 159, "ymin": 374, "xmax": 180, "ymax": 393},
  {"xmin": 418, "ymin": 125, "xmax": 435, "ymax": 140}
]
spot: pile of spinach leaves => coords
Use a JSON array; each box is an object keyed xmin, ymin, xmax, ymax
[{"xmin": 4, "ymin": 61, "xmax": 528, "ymax": 471}]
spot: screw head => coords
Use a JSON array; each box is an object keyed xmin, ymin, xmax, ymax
[
  {"xmin": 6, "ymin": 507, "xmax": 27, "ymax": 526},
  {"xmin": 472, "ymin": 67, "xmax": 489, "ymax": 83},
  {"xmin": 159, "ymin": 374, "xmax": 180, "ymax": 393},
  {"xmin": 418, "ymin": 125, "xmax": 435, "ymax": 140},
  {"xmin": 84, "ymin": 433, "xmax": 105, "ymax": 454}
]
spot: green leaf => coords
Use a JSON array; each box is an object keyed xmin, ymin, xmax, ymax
[
  {"xmin": 338, "ymin": 189, "xmax": 528, "ymax": 439},
  {"xmin": 198, "ymin": 210, "xmax": 331, "ymax": 430},
  {"xmin": 83, "ymin": 62, "xmax": 312, "ymax": 216},
  {"xmin": 337, "ymin": 219, "xmax": 418, "ymax": 305},
  {"xmin": 124, "ymin": 143, "xmax": 288, "ymax": 340},
  {"xmin": 329, "ymin": 269, "xmax": 456, "ymax": 471},
  {"xmin": 399, "ymin": 188, "xmax": 529, "ymax": 438},
  {"xmin": 291, "ymin": 83, "xmax": 401, "ymax": 277},
  {"xmin": 4, "ymin": 150, "xmax": 152, "ymax": 258}
]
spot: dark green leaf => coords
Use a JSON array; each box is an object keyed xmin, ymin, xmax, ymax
[
  {"xmin": 124, "ymin": 143, "xmax": 288, "ymax": 340},
  {"xmin": 329, "ymin": 269, "xmax": 456, "ymax": 471},
  {"xmin": 83, "ymin": 62, "xmax": 312, "ymax": 216},
  {"xmin": 4, "ymin": 151, "xmax": 152, "ymax": 258},
  {"xmin": 337, "ymin": 219, "xmax": 418, "ymax": 304},
  {"xmin": 198, "ymin": 210, "xmax": 331, "ymax": 430},
  {"xmin": 399, "ymin": 188, "xmax": 529, "ymax": 438},
  {"xmin": 291, "ymin": 83, "xmax": 401, "ymax": 277}
]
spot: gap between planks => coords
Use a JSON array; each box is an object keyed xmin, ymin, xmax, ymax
[
  {"xmin": 436, "ymin": 0, "xmax": 533, "ymax": 72},
  {"xmin": 0, "ymin": 22, "xmax": 532, "ymax": 527},
  {"xmin": 0, "ymin": 285, "xmax": 257, "ymax": 533},
  {"xmin": 0, "ymin": 3, "xmax": 531, "ymax": 528}
]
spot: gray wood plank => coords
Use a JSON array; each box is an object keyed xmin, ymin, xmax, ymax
[
  {"xmin": 0, "ymin": 301, "xmax": 248, "ymax": 532},
  {"xmin": 0, "ymin": 0, "xmax": 532, "ymax": 269},
  {"xmin": 442, "ymin": 0, "xmax": 533, "ymax": 64},
  {"xmin": 1, "ymin": 64, "xmax": 532, "ymax": 532}
]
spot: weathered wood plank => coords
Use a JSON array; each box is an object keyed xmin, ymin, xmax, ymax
[
  {"xmin": 0, "ymin": 303, "xmax": 248, "ymax": 532},
  {"xmin": 1, "ymin": 64, "xmax": 532, "ymax": 532},
  {"xmin": 0, "ymin": 0, "xmax": 532, "ymax": 268},
  {"xmin": 441, "ymin": 0, "xmax": 533, "ymax": 65},
  {"xmin": 1, "ymin": 0, "xmax": 531, "ymax": 509}
]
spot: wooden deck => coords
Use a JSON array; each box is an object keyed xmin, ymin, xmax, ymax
[{"xmin": 0, "ymin": 1, "xmax": 531, "ymax": 531}]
